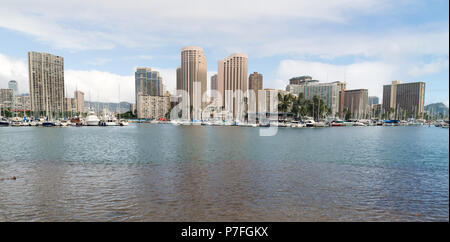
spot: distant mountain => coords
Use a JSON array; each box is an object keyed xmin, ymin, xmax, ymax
[
  {"xmin": 84, "ymin": 101, "xmax": 132, "ymax": 113},
  {"xmin": 424, "ymin": 102, "xmax": 449, "ymax": 116}
]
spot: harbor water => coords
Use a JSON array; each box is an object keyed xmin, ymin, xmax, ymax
[{"xmin": 0, "ymin": 125, "xmax": 448, "ymax": 221}]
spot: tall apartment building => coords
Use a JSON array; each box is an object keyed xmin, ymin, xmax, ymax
[
  {"xmin": 382, "ymin": 81, "xmax": 425, "ymax": 118},
  {"xmin": 180, "ymin": 46, "xmax": 207, "ymax": 120},
  {"xmin": 210, "ymin": 74, "xmax": 218, "ymax": 91},
  {"xmin": 289, "ymin": 76, "xmax": 313, "ymax": 85},
  {"xmin": 286, "ymin": 79, "xmax": 345, "ymax": 117},
  {"xmin": 248, "ymin": 72, "xmax": 263, "ymax": 114},
  {"xmin": 28, "ymin": 51, "xmax": 65, "ymax": 114},
  {"xmin": 135, "ymin": 67, "xmax": 163, "ymax": 101},
  {"xmin": 261, "ymin": 88, "xmax": 280, "ymax": 115},
  {"xmin": 8, "ymin": 80, "xmax": 18, "ymax": 96},
  {"xmin": 343, "ymin": 89, "xmax": 369, "ymax": 119},
  {"xmin": 14, "ymin": 95, "xmax": 31, "ymax": 111},
  {"xmin": 0, "ymin": 89, "xmax": 13, "ymax": 109},
  {"xmin": 218, "ymin": 53, "xmax": 248, "ymax": 120},
  {"xmin": 74, "ymin": 90, "xmax": 85, "ymax": 113},
  {"xmin": 176, "ymin": 66, "xmax": 182, "ymax": 96},
  {"xmin": 65, "ymin": 98, "xmax": 76, "ymax": 113},
  {"xmin": 210, "ymin": 74, "xmax": 221, "ymax": 105},
  {"xmin": 137, "ymin": 94, "xmax": 170, "ymax": 120},
  {"xmin": 368, "ymin": 96, "xmax": 379, "ymax": 106}
]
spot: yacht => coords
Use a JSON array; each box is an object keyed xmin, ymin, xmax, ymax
[
  {"xmin": 60, "ymin": 120, "xmax": 71, "ymax": 127},
  {"xmin": 119, "ymin": 119, "xmax": 129, "ymax": 126},
  {"xmin": 11, "ymin": 121, "xmax": 22, "ymax": 127},
  {"xmin": 100, "ymin": 115, "xmax": 118, "ymax": 126},
  {"xmin": 85, "ymin": 110, "xmax": 100, "ymax": 126},
  {"xmin": 331, "ymin": 120, "xmax": 345, "ymax": 127},
  {"xmin": 0, "ymin": 117, "xmax": 9, "ymax": 126},
  {"xmin": 305, "ymin": 119, "xmax": 315, "ymax": 127},
  {"xmin": 42, "ymin": 120, "xmax": 56, "ymax": 127}
]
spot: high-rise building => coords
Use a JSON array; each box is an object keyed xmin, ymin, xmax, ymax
[
  {"xmin": 135, "ymin": 67, "xmax": 163, "ymax": 103},
  {"xmin": 248, "ymin": 72, "xmax": 263, "ymax": 114},
  {"xmin": 372, "ymin": 104, "xmax": 382, "ymax": 118},
  {"xmin": 286, "ymin": 79, "xmax": 345, "ymax": 117},
  {"xmin": 218, "ymin": 53, "xmax": 248, "ymax": 120},
  {"xmin": 180, "ymin": 46, "xmax": 207, "ymax": 120},
  {"xmin": 74, "ymin": 90, "xmax": 85, "ymax": 113},
  {"xmin": 289, "ymin": 76, "xmax": 313, "ymax": 85},
  {"xmin": 382, "ymin": 81, "xmax": 425, "ymax": 118},
  {"xmin": 13, "ymin": 95, "xmax": 31, "ymax": 111},
  {"xmin": 8, "ymin": 80, "xmax": 18, "ymax": 96},
  {"xmin": 337, "ymin": 82, "xmax": 347, "ymax": 117},
  {"xmin": 343, "ymin": 89, "xmax": 369, "ymax": 119},
  {"xmin": 28, "ymin": 51, "xmax": 65, "ymax": 114},
  {"xmin": 210, "ymin": 74, "xmax": 218, "ymax": 91},
  {"xmin": 176, "ymin": 66, "xmax": 182, "ymax": 96},
  {"xmin": 0, "ymin": 89, "xmax": 13, "ymax": 110},
  {"xmin": 65, "ymin": 97, "xmax": 76, "ymax": 113},
  {"xmin": 210, "ymin": 74, "xmax": 221, "ymax": 104},
  {"xmin": 368, "ymin": 96, "xmax": 379, "ymax": 106},
  {"xmin": 137, "ymin": 94, "xmax": 170, "ymax": 120}
]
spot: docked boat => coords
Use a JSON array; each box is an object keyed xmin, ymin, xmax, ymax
[
  {"xmin": 70, "ymin": 117, "xmax": 83, "ymax": 126},
  {"xmin": 60, "ymin": 120, "xmax": 71, "ymax": 127},
  {"xmin": 331, "ymin": 120, "xmax": 345, "ymax": 127},
  {"xmin": 305, "ymin": 119, "xmax": 315, "ymax": 127},
  {"xmin": 85, "ymin": 110, "xmax": 100, "ymax": 126},
  {"xmin": 0, "ymin": 118, "xmax": 9, "ymax": 126},
  {"xmin": 42, "ymin": 121, "xmax": 56, "ymax": 127},
  {"xmin": 119, "ymin": 119, "xmax": 129, "ymax": 126},
  {"xmin": 100, "ymin": 115, "xmax": 118, "ymax": 126}
]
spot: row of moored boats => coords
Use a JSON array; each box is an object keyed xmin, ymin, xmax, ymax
[{"xmin": 0, "ymin": 110, "xmax": 128, "ymax": 127}]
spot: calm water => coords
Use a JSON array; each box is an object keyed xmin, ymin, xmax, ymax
[{"xmin": 0, "ymin": 125, "xmax": 448, "ymax": 221}]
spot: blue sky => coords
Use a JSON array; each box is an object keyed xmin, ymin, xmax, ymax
[{"xmin": 0, "ymin": 0, "xmax": 448, "ymax": 105}]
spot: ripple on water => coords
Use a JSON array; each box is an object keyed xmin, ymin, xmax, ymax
[{"xmin": 0, "ymin": 125, "xmax": 448, "ymax": 221}]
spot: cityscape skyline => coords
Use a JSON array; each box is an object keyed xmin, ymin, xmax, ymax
[{"xmin": 0, "ymin": 0, "xmax": 448, "ymax": 105}]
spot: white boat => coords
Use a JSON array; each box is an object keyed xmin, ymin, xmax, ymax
[
  {"xmin": 353, "ymin": 122, "xmax": 366, "ymax": 126},
  {"xmin": 85, "ymin": 110, "xmax": 100, "ymax": 126},
  {"xmin": 11, "ymin": 121, "xmax": 22, "ymax": 127},
  {"xmin": 60, "ymin": 120, "xmax": 71, "ymax": 127},
  {"xmin": 119, "ymin": 119, "xmax": 129, "ymax": 126},
  {"xmin": 305, "ymin": 119, "xmax": 315, "ymax": 127},
  {"xmin": 103, "ymin": 117, "xmax": 119, "ymax": 126}
]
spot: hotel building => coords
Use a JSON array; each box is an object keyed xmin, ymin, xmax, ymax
[
  {"xmin": 0, "ymin": 89, "xmax": 13, "ymax": 109},
  {"xmin": 248, "ymin": 72, "xmax": 263, "ymax": 114},
  {"xmin": 217, "ymin": 53, "xmax": 248, "ymax": 120},
  {"xmin": 74, "ymin": 90, "xmax": 85, "ymax": 113},
  {"xmin": 28, "ymin": 51, "xmax": 65, "ymax": 114},
  {"xmin": 343, "ymin": 89, "xmax": 369, "ymax": 119},
  {"xmin": 286, "ymin": 79, "xmax": 345, "ymax": 117},
  {"xmin": 180, "ymin": 47, "xmax": 207, "ymax": 120},
  {"xmin": 137, "ymin": 94, "xmax": 170, "ymax": 120},
  {"xmin": 382, "ymin": 81, "xmax": 425, "ymax": 118}
]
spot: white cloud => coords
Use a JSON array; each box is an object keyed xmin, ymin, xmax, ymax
[
  {"xmin": 408, "ymin": 58, "xmax": 449, "ymax": 77},
  {"xmin": 0, "ymin": 54, "xmax": 28, "ymax": 94},
  {"xmin": 64, "ymin": 70, "xmax": 134, "ymax": 103},
  {"xmin": 0, "ymin": 0, "xmax": 406, "ymax": 52}
]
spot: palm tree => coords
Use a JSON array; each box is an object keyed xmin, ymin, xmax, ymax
[{"xmin": 278, "ymin": 93, "xmax": 293, "ymax": 113}]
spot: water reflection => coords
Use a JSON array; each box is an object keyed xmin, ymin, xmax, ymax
[{"xmin": 0, "ymin": 125, "xmax": 448, "ymax": 221}]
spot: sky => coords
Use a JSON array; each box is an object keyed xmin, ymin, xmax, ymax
[{"xmin": 0, "ymin": 0, "xmax": 448, "ymax": 105}]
